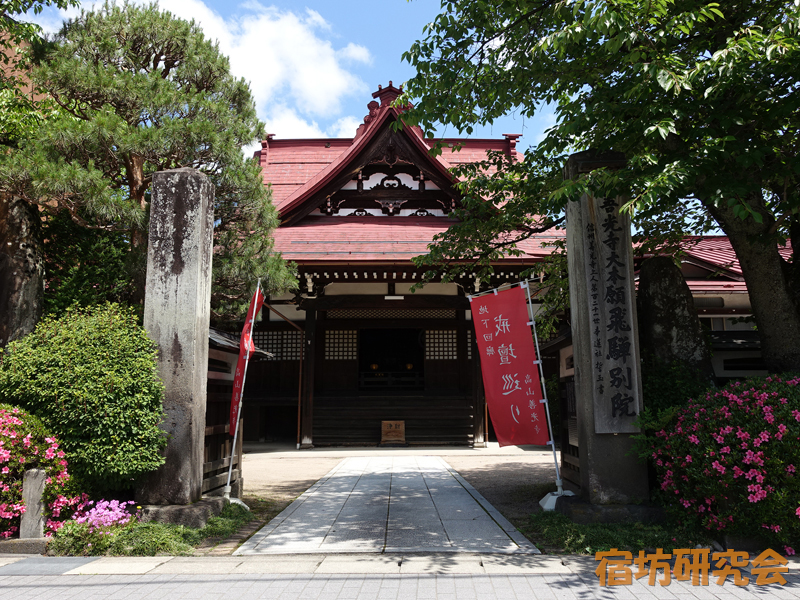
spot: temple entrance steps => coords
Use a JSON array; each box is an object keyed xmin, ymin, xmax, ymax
[{"xmin": 313, "ymin": 396, "xmax": 474, "ymax": 446}]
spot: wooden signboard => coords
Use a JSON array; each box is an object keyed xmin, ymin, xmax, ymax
[{"xmin": 381, "ymin": 420, "xmax": 406, "ymax": 445}]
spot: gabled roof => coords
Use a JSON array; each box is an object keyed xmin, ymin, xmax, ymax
[
  {"xmin": 256, "ymin": 82, "xmax": 523, "ymax": 225},
  {"xmin": 256, "ymin": 83, "xmax": 545, "ymax": 267}
]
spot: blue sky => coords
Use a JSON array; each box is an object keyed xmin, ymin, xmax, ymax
[{"xmin": 28, "ymin": 0, "xmax": 555, "ymax": 150}]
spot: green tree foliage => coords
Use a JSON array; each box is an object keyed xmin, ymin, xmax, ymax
[
  {"xmin": 0, "ymin": 1, "xmax": 295, "ymax": 319},
  {"xmin": 402, "ymin": 0, "xmax": 800, "ymax": 371},
  {"xmin": 41, "ymin": 212, "xmax": 135, "ymax": 315},
  {"xmin": 0, "ymin": 1, "xmax": 77, "ymax": 55},
  {"xmin": 0, "ymin": 1, "xmax": 77, "ymax": 147},
  {"xmin": 0, "ymin": 303, "xmax": 167, "ymax": 494}
]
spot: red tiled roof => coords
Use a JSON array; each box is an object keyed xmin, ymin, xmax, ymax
[
  {"xmin": 272, "ymin": 217, "xmax": 560, "ymax": 264},
  {"xmin": 263, "ymin": 105, "xmax": 462, "ymax": 219},
  {"xmin": 437, "ymin": 139, "xmax": 523, "ymax": 165},
  {"xmin": 681, "ymin": 236, "xmax": 792, "ymax": 276},
  {"xmin": 257, "ymin": 101, "xmax": 523, "ymax": 214},
  {"xmin": 685, "ymin": 280, "xmax": 749, "ymax": 294},
  {"xmin": 259, "ymin": 139, "xmax": 351, "ymax": 207}
]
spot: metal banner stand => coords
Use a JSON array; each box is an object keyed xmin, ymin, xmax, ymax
[
  {"xmin": 521, "ymin": 280, "xmax": 575, "ymax": 511},
  {"xmin": 223, "ymin": 279, "xmax": 262, "ymax": 510}
]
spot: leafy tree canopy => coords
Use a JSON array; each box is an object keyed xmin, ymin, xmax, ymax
[
  {"xmin": 0, "ymin": 1, "xmax": 295, "ymax": 320},
  {"xmin": 1, "ymin": 0, "xmax": 78, "ymax": 147},
  {"xmin": 0, "ymin": 0, "xmax": 77, "ymax": 64},
  {"xmin": 402, "ymin": 0, "xmax": 800, "ymax": 370}
]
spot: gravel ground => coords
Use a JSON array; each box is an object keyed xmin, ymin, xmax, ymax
[{"xmin": 240, "ymin": 443, "xmax": 575, "ymax": 529}]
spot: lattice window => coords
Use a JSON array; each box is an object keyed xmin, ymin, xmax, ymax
[
  {"xmin": 252, "ymin": 330, "xmax": 303, "ymax": 361},
  {"xmin": 327, "ymin": 309, "xmax": 456, "ymax": 320},
  {"xmin": 425, "ymin": 330, "xmax": 458, "ymax": 360},
  {"xmin": 325, "ymin": 330, "xmax": 357, "ymax": 360},
  {"xmin": 466, "ymin": 329, "xmax": 472, "ymax": 360}
]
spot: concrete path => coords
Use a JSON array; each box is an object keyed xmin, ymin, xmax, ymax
[{"xmin": 235, "ymin": 456, "xmax": 537, "ymax": 555}]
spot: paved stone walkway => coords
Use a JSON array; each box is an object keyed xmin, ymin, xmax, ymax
[
  {"xmin": 0, "ymin": 556, "xmax": 798, "ymax": 599},
  {"xmin": 235, "ymin": 456, "xmax": 537, "ymax": 555}
]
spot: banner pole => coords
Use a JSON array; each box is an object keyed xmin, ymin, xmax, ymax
[
  {"xmin": 522, "ymin": 280, "xmax": 573, "ymax": 510},
  {"xmin": 224, "ymin": 279, "xmax": 261, "ymax": 503}
]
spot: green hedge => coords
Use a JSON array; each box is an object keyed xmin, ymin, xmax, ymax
[{"xmin": 0, "ymin": 304, "xmax": 166, "ymax": 494}]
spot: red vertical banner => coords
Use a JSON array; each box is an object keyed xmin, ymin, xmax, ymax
[
  {"xmin": 471, "ymin": 286, "xmax": 549, "ymax": 446},
  {"xmin": 230, "ymin": 285, "xmax": 265, "ymax": 434}
]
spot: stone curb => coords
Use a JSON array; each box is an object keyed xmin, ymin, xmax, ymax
[
  {"xmin": 0, "ymin": 553, "xmax": 573, "ymax": 576},
  {"xmin": 0, "ymin": 538, "xmax": 47, "ymax": 555}
]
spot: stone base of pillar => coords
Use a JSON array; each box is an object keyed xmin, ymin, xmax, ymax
[
  {"xmin": 139, "ymin": 497, "xmax": 226, "ymax": 529},
  {"xmin": 555, "ymin": 495, "xmax": 665, "ymax": 525}
]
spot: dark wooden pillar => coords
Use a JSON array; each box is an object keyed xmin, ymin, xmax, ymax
[
  {"xmin": 300, "ymin": 308, "xmax": 317, "ymax": 448},
  {"xmin": 471, "ymin": 330, "xmax": 487, "ymax": 447}
]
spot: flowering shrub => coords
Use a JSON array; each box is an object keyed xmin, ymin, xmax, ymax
[
  {"xmin": 45, "ymin": 491, "xmax": 91, "ymax": 535},
  {"xmin": 0, "ymin": 303, "xmax": 166, "ymax": 494},
  {"xmin": 74, "ymin": 499, "xmax": 136, "ymax": 530},
  {"xmin": 646, "ymin": 375, "xmax": 800, "ymax": 552},
  {"xmin": 0, "ymin": 404, "xmax": 87, "ymax": 538},
  {"xmin": 50, "ymin": 499, "xmax": 138, "ymax": 555}
]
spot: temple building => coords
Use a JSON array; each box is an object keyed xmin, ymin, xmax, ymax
[
  {"xmin": 241, "ymin": 83, "xmax": 560, "ymax": 447},
  {"xmin": 240, "ymin": 83, "xmax": 774, "ymax": 450}
]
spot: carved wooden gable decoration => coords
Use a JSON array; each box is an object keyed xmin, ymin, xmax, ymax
[{"xmin": 273, "ymin": 83, "xmax": 463, "ymax": 226}]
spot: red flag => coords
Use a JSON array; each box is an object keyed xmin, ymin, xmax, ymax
[
  {"xmin": 230, "ymin": 285, "xmax": 265, "ymax": 434},
  {"xmin": 471, "ymin": 286, "xmax": 549, "ymax": 446}
]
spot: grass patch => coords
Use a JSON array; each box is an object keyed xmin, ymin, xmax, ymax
[
  {"xmin": 50, "ymin": 502, "xmax": 257, "ymax": 556},
  {"xmin": 242, "ymin": 496, "xmax": 282, "ymax": 525},
  {"xmin": 181, "ymin": 502, "xmax": 255, "ymax": 546},
  {"xmin": 520, "ymin": 511, "xmax": 708, "ymax": 555}
]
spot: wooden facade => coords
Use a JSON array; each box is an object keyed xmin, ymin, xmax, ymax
[{"xmin": 241, "ymin": 83, "xmax": 559, "ymax": 447}]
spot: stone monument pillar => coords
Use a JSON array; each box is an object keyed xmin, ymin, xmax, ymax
[
  {"xmin": 20, "ymin": 469, "xmax": 46, "ymax": 538},
  {"xmin": 564, "ymin": 151, "xmax": 649, "ymax": 505},
  {"xmin": 137, "ymin": 168, "xmax": 214, "ymax": 505}
]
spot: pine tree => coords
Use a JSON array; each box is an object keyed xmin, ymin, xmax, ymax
[{"xmin": 0, "ymin": 1, "xmax": 295, "ymax": 325}]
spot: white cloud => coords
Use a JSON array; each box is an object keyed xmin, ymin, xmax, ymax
[
  {"xmin": 264, "ymin": 106, "xmax": 325, "ymax": 139},
  {"xmin": 303, "ymin": 8, "xmax": 330, "ymax": 31},
  {"xmin": 328, "ymin": 116, "xmax": 362, "ymax": 138},
  {"xmin": 25, "ymin": 0, "xmax": 371, "ymax": 137},
  {"xmin": 155, "ymin": 0, "xmax": 369, "ymax": 119},
  {"xmin": 338, "ymin": 43, "xmax": 372, "ymax": 64}
]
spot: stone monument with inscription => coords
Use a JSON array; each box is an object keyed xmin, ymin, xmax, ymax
[
  {"xmin": 564, "ymin": 151, "xmax": 649, "ymax": 505},
  {"xmin": 136, "ymin": 168, "xmax": 214, "ymax": 506}
]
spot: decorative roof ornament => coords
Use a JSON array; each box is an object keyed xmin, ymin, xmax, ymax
[
  {"xmin": 356, "ymin": 82, "xmax": 410, "ymax": 138},
  {"xmin": 372, "ymin": 81, "xmax": 404, "ymax": 106}
]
